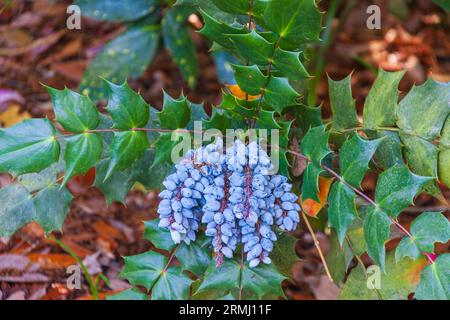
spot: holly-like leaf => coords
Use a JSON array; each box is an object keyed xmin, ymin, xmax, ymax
[
  {"xmin": 18, "ymin": 161, "xmax": 64, "ymax": 193},
  {"xmin": 262, "ymin": 0, "xmax": 322, "ymax": 48},
  {"xmin": 264, "ymin": 77, "xmax": 300, "ymax": 113},
  {"xmin": 75, "ymin": 0, "xmax": 159, "ymax": 22},
  {"xmin": 144, "ymin": 219, "xmax": 176, "ymax": 251},
  {"xmin": 272, "ymin": 48, "xmax": 309, "ymax": 81},
  {"xmin": 370, "ymin": 130, "xmax": 403, "ymax": 169},
  {"xmin": 105, "ymin": 131, "xmax": 149, "ymax": 179},
  {"xmin": 416, "ymin": 254, "xmax": 450, "ymax": 300},
  {"xmin": 152, "ymin": 132, "xmax": 189, "ymax": 167},
  {"xmin": 300, "ymin": 126, "xmax": 331, "ymax": 201},
  {"xmin": 162, "ymin": 7, "xmax": 198, "ymax": 88},
  {"xmin": 340, "ymin": 252, "xmax": 427, "ymax": 300},
  {"xmin": 157, "ymin": 93, "xmax": 191, "ymax": 130},
  {"xmin": 175, "ymin": 236, "xmax": 212, "ymax": 277},
  {"xmin": 105, "ymin": 81, "xmax": 150, "ymax": 129},
  {"xmin": 396, "ymin": 212, "xmax": 450, "ymax": 262},
  {"xmin": 328, "ymin": 183, "xmax": 358, "ymax": 245},
  {"xmin": 438, "ymin": 118, "xmax": 450, "ymax": 188},
  {"xmin": 33, "ymin": 184, "xmax": 72, "ymax": 233},
  {"xmin": 397, "ymin": 79, "xmax": 450, "ymax": 140},
  {"xmin": 228, "ymin": 30, "xmax": 272, "ymax": 65},
  {"xmin": 328, "ymin": 74, "xmax": 359, "ymax": 130},
  {"xmin": 363, "ymin": 69, "xmax": 405, "ymax": 129},
  {"xmin": 0, "ymin": 119, "xmax": 60, "ymax": 176},
  {"xmin": 120, "ymin": 251, "xmax": 192, "ymax": 300},
  {"xmin": 301, "ymin": 176, "xmax": 332, "ymax": 217},
  {"xmin": 364, "ymin": 207, "xmax": 391, "ymax": 271},
  {"xmin": 63, "ymin": 133, "xmax": 103, "ymax": 185},
  {"xmin": 94, "ymin": 160, "xmax": 135, "ymax": 205},
  {"xmin": 241, "ymin": 263, "xmax": 286, "ymax": 299},
  {"xmin": 0, "ymin": 185, "xmax": 35, "ymax": 238},
  {"xmin": 107, "ymin": 288, "xmax": 149, "ymax": 300},
  {"xmin": 195, "ymin": 259, "xmax": 241, "ymax": 299},
  {"xmin": 79, "ymin": 23, "xmax": 160, "ymax": 101},
  {"xmin": 270, "ymin": 232, "xmax": 299, "ymax": 278},
  {"xmin": 256, "ymin": 109, "xmax": 281, "ymax": 130},
  {"xmin": 340, "ymin": 134, "xmax": 382, "ymax": 187},
  {"xmin": 46, "ymin": 87, "xmax": 99, "ymax": 133},
  {"xmin": 374, "ymin": 164, "xmax": 432, "ymax": 217},
  {"xmin": 233, "ymin": 64, "xmax": 267, "ymax": 96}
]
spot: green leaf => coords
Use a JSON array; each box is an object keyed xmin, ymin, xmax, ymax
[
  {"xmin": 340, "ymin": 134, "xmax": 382, "ymax": 187},
  {"xmin": 0, "ymin": 119, "xmax": 60, "ymax": 176},
  {"xmin": 364, "ymin": 207, "xmax": 391, "ymax": 271},
  {"xmin": 144, "ymin": 219, "xmax": 176, "ymax": 251},
  {"xmin": 75, "ymin": 0, "xmax": 159, "ymax": 22},
  {"xmin": 152, "ymin": 132, "xmax": 188, "ymax": 167},
  {"xmin": 162, "ymin": 7, "xmax": 198, "ymax": 88},
  {"xmin": 396, "ymin": 237, "xmax": 421, "ymax": 261},
  {"xmin": 432, "ymin": 0, "xmax": 450, "ymax": 12},
  {"xmin": 340, "ymin": 252, "xmax": 427, "ymax": 300},
  {"xmin": 439, "ymin": 118, "xmax": 450, "ymax": 187},
  {"xmin": 106, "ymin": 131, "xmax": 149, "ymax": 179},
  {"xmin": 195, "ymin": 259, "xmax": 285, "ymax": 300},
  {"xmin": 256, "ymin": 109, "xmax": 281, "ymax": 130},
  {"xmin": 264, "ymin": 77, "xmax": 300, "ymax": 113},
  {"xmin": 63, "ymin": 133, "xmax": 103, "ymax": 185},
  {"xmin": 0, "ymin": 185, "xmax": 35, "ymax": 238},
  {"xmin": 107, "ymin": 288, "xmax": 149, "ymax": 300},
  {"xmin": 79, "ymin": 24, "xmax": 160, "ymax": 101},
  {"xmin": 300, "ymin": 126, "xmax": 331, "ymax": 201},
  {"xmin": 272, "ymin": 48, "xmax": 309, "ymax": 80},
  {"xmin": 233, "ymin": 64, "xmax": 267, "ymax": 95},
  {"xmin": 270, "ymin": 232, "xmax": 298, "ymax": 278},
  {"xmin": 33, "ymin": 184, "xmax": 72, "ymax": 233},
  {"xmin": 198, "ymin": 10, "xmax": 246, "ymax": 49},
  {"xmin": 46, "ymin": 87, "xmax": 99, "ymax": 133},
  {"xmin": 363, "ymin": 69, "xmax": 405, "ymax": 129},
  {"xmin": 370, "ymin": 131, "xmax": 403, "ymax": 169},
  {"xmin": 18, "ymin": 162, "xmax": 64, "ymax": 193},
  {"xmin": 105, "ymin": 81, "xmax": 150, "ymax": 129},
  {"xmin": 416, "ymin": 254, "xmax": 450, "ymax": 300},
  {"xmin": 210, "ymin": 0, "xmax": 258, "ymax": 15},
  {"xmin": 228, "ymin": 30, "xmax": 273, "ymax": 65},
  {"xmin": 120, "ymin": 250, "xmax": 192, "ymax": 300},
  {"xmin": 328, "ymin": 74, "xmax": 359, "ymax": 130},
  {"xmin": 374, "ymin": 164, "xmax": 432, "ymax": 217},
  {"xmin": 409, "ymin": 212, "xmax": 450, "ymax": 254},
  {"xmin": 328, "ymin": 182, "xmax": 358, "ymax": 245},
  {"xmin": 262, "ymin": 0, "xmax": 322, "ymax": 48},
  {"xmin": 175, "ymin": 236, "xmax": 212, "ymax": 277},
  {"xmin": 157, "ymin": 93, "xmax": 191, "ymax": 129},
  {"xmin": 397, "ymin": 78, "xmax": 450, "ymax": 140},
  {"xmin": 295, "ymin": 104, "xmax": 323, "ymax": 138}
]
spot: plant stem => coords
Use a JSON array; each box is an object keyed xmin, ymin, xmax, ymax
[{"xmin": 49, "ymin": 236, "xmax": 99, "ymax": 300}]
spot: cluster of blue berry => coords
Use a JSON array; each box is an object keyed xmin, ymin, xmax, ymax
[{"xmin": 157, "ymin": 139, "xmax": 301, "ymax": 268}]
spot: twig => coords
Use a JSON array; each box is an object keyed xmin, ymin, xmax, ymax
[{"xmin": 300, "ymin": 209, "xmax": 334, "ymax": 283}]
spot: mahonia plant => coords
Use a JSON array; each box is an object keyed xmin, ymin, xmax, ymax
[
  {"xmin": 76, "ymin": 0, "xmax": 199, "ymax": 99},
  {"xmin": 0, "ymin": 0, "xmax": 449, "ymax": 301}
]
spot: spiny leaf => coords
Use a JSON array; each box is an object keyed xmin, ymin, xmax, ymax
[
  {"xmin": 340, "ymin": 134, "xmax": 382, "ymax": 187},
  {"xmin": 256, "ymin": 109, "xmax": 281, "ymax": 130},
  {"xmin": 328, "ymin": 182, "xmax": 358, "ymax": 245},
  {"xmin": 198, "ymin": 9, "xmax": 246, "ymax": 49},
  {"xmin": 0, "ymin": 119, "xmax": 60, "ymax": 176},
  {"xmin": 270, "ymin": 232, "xmax": 299, "ymax": 278},
  {"xmin": 364, "ymin": 207, "xmax": 391, "ymax": 271},
  {"xmin": 79, "ymin": 23, "xmax": 160, "ymax": 101},
  {"xmin": 264, "ymin": 76, "xmax": 300, "ymax": 113},
  {"xmin": 0, "ymin": 185, "xmax": 35, "ymax": 238},
  {"xmin": 415, "ymin": 253, "xmax": 450, "ymax": 300},
  {"xmin": 228, "ymin": 30, "xmax": 273, "ymax": 65},
  {"xmin": 396, "ymin": 212, "xmax": 450, "ymax": 261},
  {"xmin": 107, "ymin": 288, "xmax": 149, "ymax": 300},
  {"xmin": 18, "ymin": 161, "xmax": 64, "ymax": 193},
  {"xmin": 75, "ymin": 0, "xmax": 159, "ymax": 22},
  {"xmin": 232, "ymin": 64, "xmax": 267, "ymax": 96},
  {"xmin": 301, "ymin": 176, "xmax": 332, "ymax": 217},
  {"xmin": 438, "ymin": 118, "xmax": 450, "ymax": 188},
  {"xmin": 211, "ymin": 0, "xmax": 266, "ymax": 16},
  {"xmin": 300, "ymin": 126, "xmax": 331, "ymax": 201},
  {"xmin": 144, "ymin": 219, "xmax": 176, "ymax": 251},
  {"xmin": 262, "ymin": 0, "xmax": 322, "ymax": 48},
  {"xmin": 162, "ymin": 7, "xmax": 198, "ymax": 88},
  {"xmin": 340, "ymin": 252, "xmax": 427, "ymax": 300},
  {"xmin": 374, "ymin": 164, "xmax": 432, "ymax": 217},
  {"xmin": 157, "ymin": 93, "xmax": 191, "ymax": 130},
  {"xmin": 397, "ymin": 78, "xmax": 450, "ymax": 140},
  {"xmin": 175, "ymin": 236, "xmax": 212, "ymax": 277},
  {"xmin": 328, "ymin": 74, "xmax": 359, "ymax": 130},
  {"xmin": 63, "ymin": 133, "xmax": 103, "ymax": 186},
  {"xmin": 46, "ymin": 87, "xmax": 99, "ymax": 133},
  {"xmin": 106, "ymin": 131, "xmax": 149, "ymax": 179},
  {"xmin": 153, "ymin": 132, "xmax": 190, "ymax": 167},
  {"xmin": 105, "ymin": 81, "xmax": 150, "ymax": 129},
  {"xmin": 363, "ymin": 69, "xmax": 405, "ymax": 129},
  {"xmin": 369, "ymin": 130, "xmax": 403, "ymax": 169},
  {"xmin": 272, "ymin": 47, "xmax": 309, "ymax": 80}
]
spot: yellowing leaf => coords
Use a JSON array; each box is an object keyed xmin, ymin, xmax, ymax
[
  {"xmin": 225, "ymin": 84, "xmax": 260, "ymax": 101},
  {"xmin": 301, "ymin": 177, "xmax": 333, "ymax": 217},
  {"xmin": 0, "ymin": 104, "xmax": 30, "ymax": 127}
]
